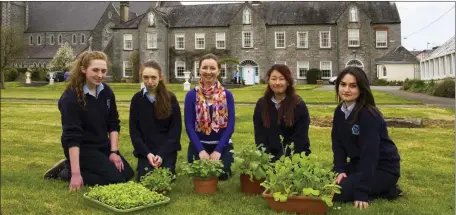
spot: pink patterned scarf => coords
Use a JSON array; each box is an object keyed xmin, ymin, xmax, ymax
[{"xmin": 195, "ymin": 80, "xmax": 228, "ymax": 135}]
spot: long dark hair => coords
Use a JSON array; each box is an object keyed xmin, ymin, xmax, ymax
[
  {"xmin": 261, "ymin": 64, "xmax": 301, "ymax": 128},
  {"xmin": 335, "ymin": 66, "xmax": 382, "ymax": 121},
  {"xmin": 140, "ymin": 60, "xmax": 172, "ymax": 119}
]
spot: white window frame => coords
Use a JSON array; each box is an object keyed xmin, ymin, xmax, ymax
[
  {"xmin": 175, "ymin": 34, "xmax": 185, "ymax": 50},
  {"xmin": 216, "ymin": 32, "xmax": 226, "ymax": 49},
  {"xmin": 297, "ymin": 31, "xmax": 308, "ymax": 48},
  {"xmin": 349, "ymin": 6, "xmax": 358, "ymax": 22},
  {"xmin": 58, "ymin": 34, "xmax": 63, "ymax": 45},
  {"xmin": 37, "ymin": 35, "xmax": 42, "ymax": 45},
  {"xmin": 123, "ymin": 34, "xmax": 133, "ymax": 50},
  {"xmin": 148, "ymin": 12, "xmax": 155, "ymax": 26},
  {"xmin": 243, "ymin": 8, "xmax": 251, "ymax": 24},
  {"xmin": 50, "ymin": 35, "xmax": 54, "ymax": 45},
  {"xmin": 195, "ymin": 33, "xmax": 205, "ymax": 50},
  {"xmin": 123, "ymin": 61, "xmax": 133, "ymax": 77},
  {"xmin": 319, "ymin": 31, "xmax": 331, "ymax": 48},
  {"xmin": 242, "ymin": 31, "xmax": 253, "ymax": 48},
  {"xmin": 275, "ymin": 31, "xmax": 286, "ymax": 49},
  {"xmin": 146, "ymin": 33, "xmax": 157, "ymax": 49},
  {"xmin": 320, "ymin": 61, "xmax": 332, "ymax": 79},
  {"xmin": 348, "ymin": 29, "xmax": 360, "ymax": 47},
  {"xmin": 29, "ymin": 35, "xmax": 33, "ymax": 45},
  {"xmin": 220, "ymin": 63, "xmax": 227, "ymax": 78},
  {"xmin": 72, "ymin": 34, "xmax": 77, "ymax": 45},
  {"xmin": 376, "ymin": 30, "xmax": 387, "ymax": 48},
  {"xmin": 297, "ymin": 61, "xmax": 310, "ymax": 79},
  {"xmin": 80, "ymin": 34, "xmax": 86, "ymax": 44},
  {"xmin": 175, "ymin": 61, "xmax": 186, "ymax": 78},
  {"xmin": 275, "ymin": 61, "xmax": 287, "ymax": 65},
  {"xmin": 194, "ymin": 61, "xmax": 200, "ymax": 78}
]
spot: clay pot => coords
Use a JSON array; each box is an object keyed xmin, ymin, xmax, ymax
[
  {"xmin": 262, "ymin": 191, "xmax": 329, "ymax": 215},
  {"xmin": 193, "ymin": 177, "xmax": 218, "ymax": 194},
  {"xmin": 240, "ymin": 174, "xmax": 265, "ymax": 196}
]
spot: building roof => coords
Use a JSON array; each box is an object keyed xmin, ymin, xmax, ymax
[
  {"xmin": 114, "ymin": 13, "xmax": 146, "ymax": 29},
  {"xmin": 376, "ymin": 46, "xmax": 419, "ymax": 64},
  {"xmin": 21, "ymin": 45, "xmax": 88, "ymax": 59},
  {"xmin": 426, "ymin": 35, "xmax": 455, "ymax": 59}
]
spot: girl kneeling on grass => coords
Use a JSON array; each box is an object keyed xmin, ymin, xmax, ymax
[
  {"xmin": 331, "ymin": 66, "xmax": 403, "ymax": 209},
  {"xmin": 129, "ymin": 60, "xmax": 182, "ymax": 181},
  {"xmin": 44, "ymin": 51, "xmax": 134, "ymax": 191},
  {"xmin": 184, "ymin": 53, "xmax": 235, "ymax": 181},
  {"xmin": 253, "ymin": 64, "xmax": 311, "ymax": 162}
]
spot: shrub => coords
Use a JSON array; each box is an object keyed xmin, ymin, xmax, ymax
[
  {"xmin": 434, "ymin": 79, "xmax": 455, "ymax": 98},
  {"xmin": 373, "ymin": 78, "xmax": 388, "ymax": 86},
  {"xmin": 306, "ymin": 68, "xmax": 321, "ymax": 84},
  {"xmin": 410, "ymin": 80, "xmax": 426, "ymax": 92},
  {"xmin": 5, "ymin": 68, "xmax": 19, "ymax": 81},
  {"xmin": 28, "ymin": 67, "xmax": 48, "ymax": 81}
]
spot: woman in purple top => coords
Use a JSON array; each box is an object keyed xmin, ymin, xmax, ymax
[{"xmin": 184, "ymin": 53, "xmax": 235, "ymax": 180}]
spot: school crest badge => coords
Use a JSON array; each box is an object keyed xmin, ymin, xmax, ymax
[
  {"xmin": 352, "ymin": 124, "xmax": 359, "ymax": 135},
  {"xmin": 107, "ymin": 99, "xmax": 111, "ymax": 109}
]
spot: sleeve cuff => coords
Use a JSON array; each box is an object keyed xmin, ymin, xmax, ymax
[
  {"xmin": 354, "ymin": 191, "xmax": 369, "ymax": 202},
  {"xmin": 67, "ymin": 141, "xmax": 80, "ymax": 148}
]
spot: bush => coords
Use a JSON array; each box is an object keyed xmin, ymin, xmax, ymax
[
  {"xmin": 373, "ymin": 78, "xmax": 388, "ymax": 86},
  {"xmin": 110, "ymin": 64, "xmax": 122, "ymax": 82},
  {"xmin": 434, "ymin": 79, "xmax": 455, "ymax": 98},
  {"xmin": 306, "ymin": 68, "xmax": 321, "ymax": 84},
  {"xmin": 5, "ymin": 68, "xmax": 19, "ymax": 81},
  {"xmin": 28, "ymin": 67, "xmax": 48, "ymax": 81},
  {"xmin": 410, "ymin": 80, "xmax": 426, "ymax": 92}
]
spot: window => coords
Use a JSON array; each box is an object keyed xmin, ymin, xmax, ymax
[
  {"xmin": 216, "ymin": 32, "xmax": 226, "ymax": 49},
  {"xmin": 29, "ymin": 35, "xmax": 33, "ymax": 45},
  {"xmin": 297, "ymin": 32, "xmax": 308, "ymax": 48},
  {"xmin": 72, "ymin": 34, "xmax": 77, "ymax": 44},
  {"xmin": 275, "ymin": 61, "xmax": 287, "ymax": 65},
  {"xmin": 320, "ymin": 31, "xmax": 331, "ymax": 48},
  {"xmin": 243, "ymin": 8, "xmax": 251, "ymax": 24},
  {"xmin": 175, "ymin": 61, "xmax": 185, "ymax": 78},
  {"xmin": 194, "ymin": 61, "xmax": 200, "ymax": 78},
  {"xmin": 320, "ymin": 61, "xmax": 332, "ymax": 78},
  {"xmin": 50, "ymin": 35, "xmax": 54, "ymax": 45},
  {"xmin": 349, "ymin": 6, "xmax": 358, "ymax": 22},
  {"xmin": 220, "ymin": 64, "xmax": 227, "ymax": 78},
  {"xmin": 382, "ymin": 65, "xmax": 387, "ymax": 77},
  {"xmin": 123, "ymin": 34, "xmax": 133, "ymax": 50},
  {"xmin": 148, "ymin": 12, "xmax": 155, "ymax": 26},
  {"xmin": 242, "ymin": 31, "xmax": 253, "ymax": 48},
  {"xmin": 195, "ymin": 33, "xmax": 205, "ymax": 49},
  {"xmin": 37, "ymin": 35, "xmax": 41, "ymax": 45},
  {"xmin": 146, "ymin": 33, "xmax": 157, "ymax": 49},
  {"xmin": 376, "ymin": 30, "xmax": 387, "ymax": 48},
  {"xmin": 123, "ymin": 61, "xmax": 133, "ymax": 77},
  {"xmin": 81, "ymin": 34, "xmax": 86, "ymax": 44},
  {"xmin": 175, "ymin": 34, "xmax": 185, "ymax": 50},
  {"xmin": 58, "ymin": 34, "xmax": 63, "ymax": 44},
  {"xmin": 275, "ymin": 32, "xmax": 285, "ymax": 49},
  {"xmin": 297, "ymin": 61, "xmax": 309, "ymax": 79},
  {"xmin": 348, "ymin": 29, "xmax": 360, "ymax": 47}
]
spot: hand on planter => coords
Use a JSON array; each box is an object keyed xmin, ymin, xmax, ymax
[
  {"xmin": 354, "ymin": 201, "xmax": 369, "ymax": 209},
  {"xmin": 210, "ymin": 151, "xmax": 221, "ymax": 161},
  {"xmin": 199, "ymin": 150, "xmax": 210, "ymax": 159},
  {"xmin": 335, "ymin": 173, "xmax": 347, "ymax": 184},
  {"xmin": 69, "ymin": 173, "xmax": 84, "ymax": 192},
  {"xmin": 153, "ymin": 156, "xmax": 162, "ymax": 168}
]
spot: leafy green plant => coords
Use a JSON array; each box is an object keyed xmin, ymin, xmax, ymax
[
  {"xmin": 306, "ymin": 68, "xmax": 321, "ymax": 84},
  {"xmin": 85, "ymin": 181, "xmax": 167, "ymax": 210},
  {"xmin": 181, "ymin": 159, "xmax": 224, "ymax": 179},
  {"xmin": 261, "ymin": 146, "xmax": 341, "ymax": 207},
  {"xmin": 230, "ymin": 144, "xmax": 273, "ymax": 181},
  {"xmin": 434, "ymin": 78, "xmax": 455, "ymax": 98},
  {"xmin": 140, "ymin": 167, "xmax": 175, "ymax": 193}
]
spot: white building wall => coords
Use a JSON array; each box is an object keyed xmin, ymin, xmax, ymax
[{"xmin": 377, "ymin": 64, "xmax": 416, "ymax": 81}]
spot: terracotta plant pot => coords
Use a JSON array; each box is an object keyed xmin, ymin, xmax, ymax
[
  {"xmin": 262, "ymin": 191, "xmax": 329, "ymax": 215},
  {"xmin": 240, "ymin": 174, "xmax": 265, "ymax": 196},
  {"xmin": 193, "ymin": 177, "xmax": 218, "ymax": 194},
  {"xmin": 316, "ymin": 80, "xmax": 324, "ymax": 85}
]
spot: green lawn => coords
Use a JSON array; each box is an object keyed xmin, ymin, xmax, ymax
[
  {"xmin": 1, "ymin": 82, "xmax": 420, "ymax": 105},
  {"xmin": 1, "ymin": 101, "xmax": 454, "ymax": 215}
]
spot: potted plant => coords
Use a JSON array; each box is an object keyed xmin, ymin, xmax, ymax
[
  {"xmin": 182, "ymin": 159, "xmax": 224, "ymax": 194},
  {"xmin": 261, "ymin": 145, "xmax": 341, "ymax": 215},
  {"xmin": 230, "ymin": 144, "xmax": 273, "ymax": 196},
  {"xmin": 140, "ymin": 167, "xmax": 175, "ymax": 194}
]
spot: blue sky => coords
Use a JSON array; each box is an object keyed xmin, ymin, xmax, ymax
[{"xmin": 181, "ymin": 1, "xmax": 455, "ymax": 51}]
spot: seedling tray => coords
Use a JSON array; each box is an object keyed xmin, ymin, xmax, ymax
[{"xmin": 83, "ymin": 193, "xmax": 170, "ymax": 213}]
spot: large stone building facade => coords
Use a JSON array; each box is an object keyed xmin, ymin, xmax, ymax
[{"xmin": 3, "ymin": 1, "xmax": 401, "ymax": 84}]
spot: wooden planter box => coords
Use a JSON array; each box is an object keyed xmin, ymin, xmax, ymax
[
  {"xmin": 240, "ymin": 174, "xmax": 265, "ymax": 196},
  {"xmin": 262, "ymin": 191, "xmax": 329, "ymax": 215},
  {"xmin": 193, "ymin": 177, "xmax": 218, "ymax": 194}
]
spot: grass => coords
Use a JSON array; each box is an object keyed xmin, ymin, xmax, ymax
[
  {"xmin": 1, "ymin": 82, "xmax": 421, "ymax": 105},
  {"xmin": 1, "ymin": 101, "xmax": 454, "ymax": 215}
]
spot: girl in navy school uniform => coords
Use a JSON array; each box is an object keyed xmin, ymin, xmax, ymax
[
  {"xmin": 129, "ymin": 60, "xmax": 182, "ymax": 181},
  {"xmin": 184, "ymin": 53, "xmax": 235, "ymax": 181},
  {"xmin": 44, "ymin": 51, "xmax": 134, "ymax": 191},
  {"xmin": 253, "ymin": 64, "xmax": 311, "ymax": 161},
  {"xmin": 331, "ymin": 66, "xmax": 403, "ymax": 209}
]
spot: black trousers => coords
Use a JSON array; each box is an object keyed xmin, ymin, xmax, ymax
[
  {"xmin": 187, "ymin": 143, "xmax": 234, "ymax": 180},
  {"xmin": 135, "ymin": 153, "xmax": 177, "ymax": 182},
  {"xmin": 65, "ymin": 147, "xmax": 134, "ymax": 186},
  {"xmin": 333, "ymin": 162, "xmax": 399, "ymax": 202}
]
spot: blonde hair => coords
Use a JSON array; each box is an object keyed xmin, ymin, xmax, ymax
[{"xmin": 66, "ymin": 51, "xmax": 108, "ymax": 108}]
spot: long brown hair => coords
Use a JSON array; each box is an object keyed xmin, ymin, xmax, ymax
[
  {"xmin": 335, "ymin": 66, "xmax": 382, "ymax": 122},
  {"xmin": 140, "ymin": 60, "xmax": 172, "ymax": 119},
  {"xmin": 261, "ymin": 64, "xmax": 301, "ymax": 128},
  {"xmin": 66, "ymin": 51, "xmax": 108, "ymax": 109}
]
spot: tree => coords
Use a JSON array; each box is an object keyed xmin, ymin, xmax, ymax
[
  {"xmin": 49, "ymin": 42, "xmax": 75, "ymax": 72},
  {"xmin": 129, "ymin": 49, "xmax": 140, "ymax": 83},
  {"xmin": 0, "ymin": 26, "xmax": 25, "ymax": 89}
]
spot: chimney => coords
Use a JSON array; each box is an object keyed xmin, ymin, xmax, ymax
[{"xmin": 120, "ymin": 1, "xmax": 129, "ymax": 23}]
